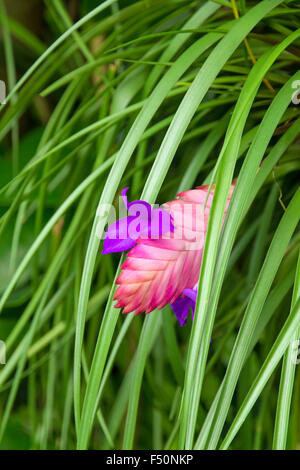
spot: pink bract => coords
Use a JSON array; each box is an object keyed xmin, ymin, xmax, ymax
[{"xmin": 113, "ymin": 182, "xmax": 236, "ymax": 318}]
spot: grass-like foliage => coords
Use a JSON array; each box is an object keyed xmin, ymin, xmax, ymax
[{"xmin": 0, "ymin": 0, "xmax": 300, "ymax": 450}]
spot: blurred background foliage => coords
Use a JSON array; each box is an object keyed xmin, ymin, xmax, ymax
[{"xmin": 0, "ymin": 0, "xmax": 300, "ymax": 450}]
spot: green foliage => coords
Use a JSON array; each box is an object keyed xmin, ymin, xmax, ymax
[{"xmin": 0, "ymin": 0, "xmax": 300, "ymax": 450}]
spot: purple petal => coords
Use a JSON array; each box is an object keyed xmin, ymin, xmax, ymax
[
  {"xmin": 102, "ymin": 216, "xmax": 138, "ymax": 254},
  {"xmin": 148, "ymin": 208, "xmax": 174, "ymax": 238},
  {"xmin": 102, "ymin": 236, "xmax": 136, "ymax": 254},
  {"xmin": 170, "ymin": 288, "xmax": 198, "ymax": 326},
  {"xmin": 122, "ymin": 187, "xmax": 152, "ymax": 218},
  {"xmin": 122, "ymin": 188, "xmax": 173, "ymax": 237},
  {"xmin": 183, "ymin": 288, "xmax": 197, "ymax": 304},
  {"xmin": 170, "ymin": 296, "xmax": 192, "ymax": 326},
  {"xmin": 102, "ymin": 212, "xmax": 153, "ymax": 254},
  {"xmin": 102, "ymin": 188, "xmax": 175, "ymax": 255},
  {"xmin": 121, "ymin": 187, "xmax": 130, "ymax": 209}
]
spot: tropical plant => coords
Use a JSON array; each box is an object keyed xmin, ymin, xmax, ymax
[{"xmin": 0, "ymin": 0, "xmax": 300, "ymax": 450}]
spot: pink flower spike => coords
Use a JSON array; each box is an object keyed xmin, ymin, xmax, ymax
[
  {"xmin": 113, "ymin": 181, "xmax": 236, "ymax": 320},
  {"xmin": 170, "ymin": 287, "xmax": 197, "ymax": 326}
]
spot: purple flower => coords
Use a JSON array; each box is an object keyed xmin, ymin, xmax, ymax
[
  {"xmin": 170, "ymin": 288, "xmax": 212, "ymax": 341},
  {"xmin": 170, "ymin": 288, "xmax": 197, "ymax": 326},
  {"xmin": 102, "ymin": 187, "xmax": 174, "ymax": 255}
]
